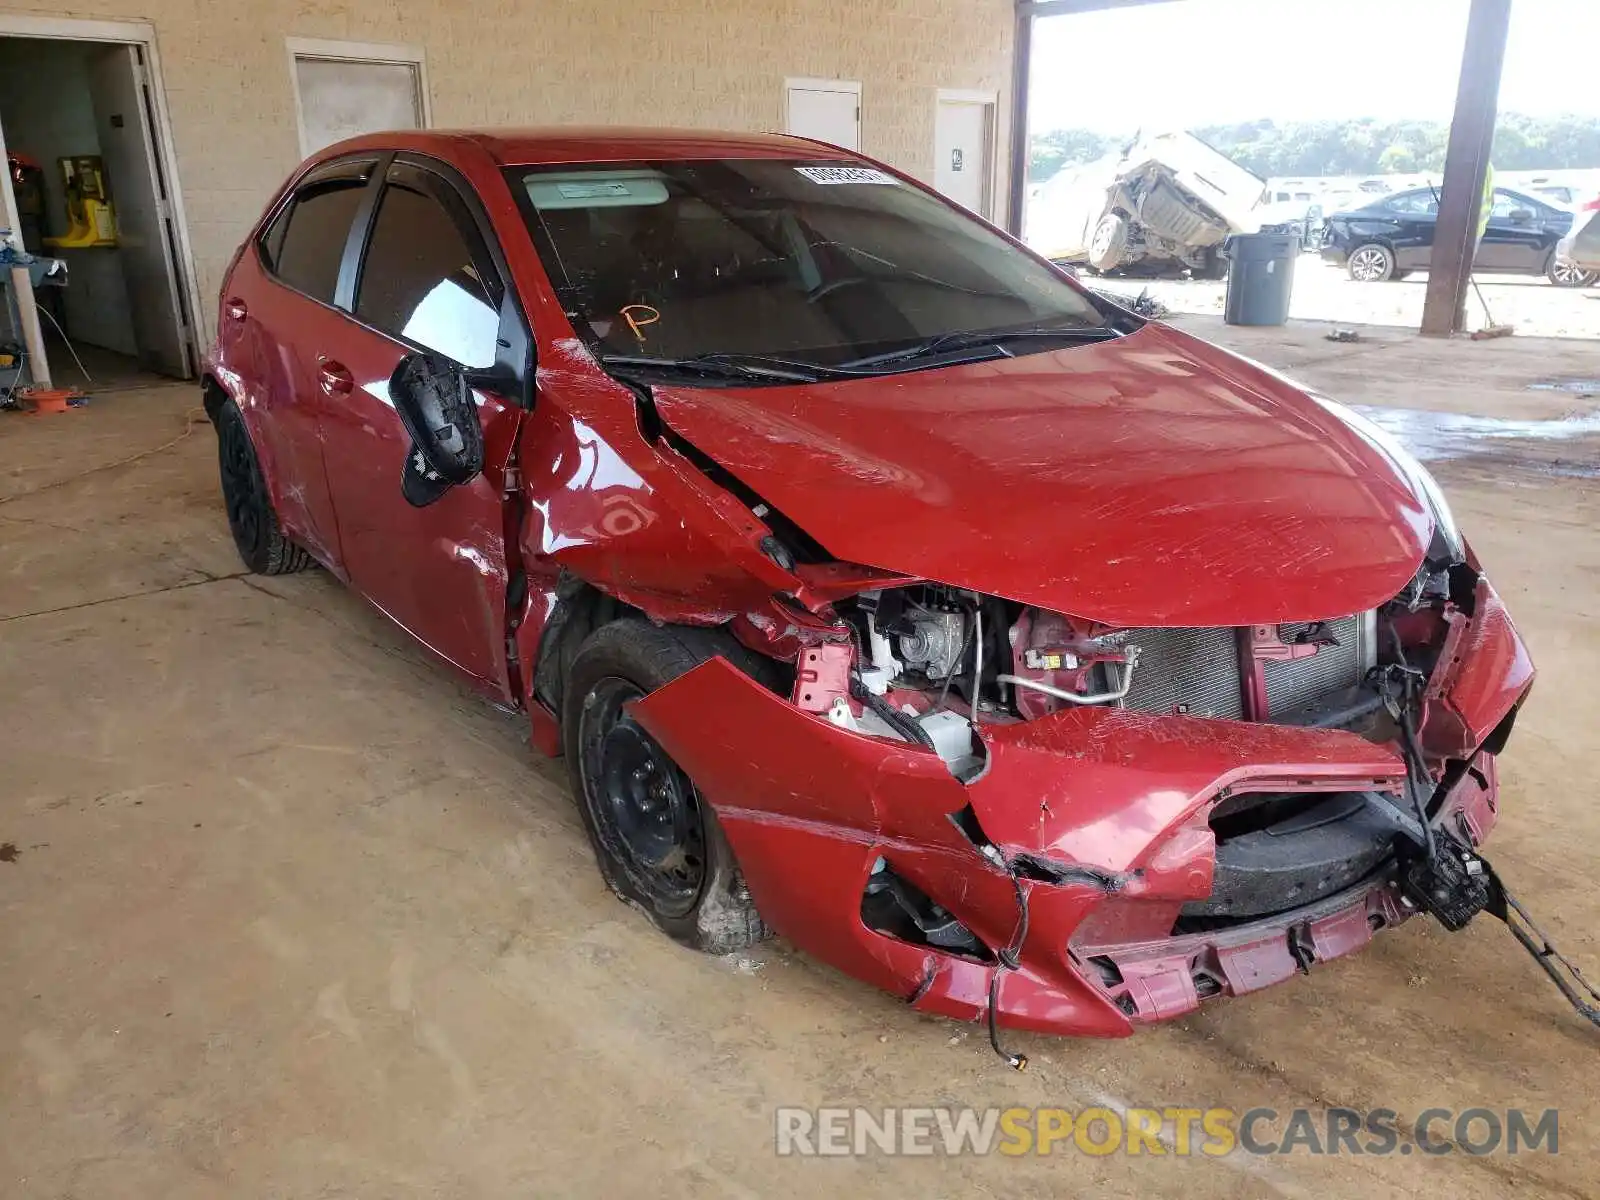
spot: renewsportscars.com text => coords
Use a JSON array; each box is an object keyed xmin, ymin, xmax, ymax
[{"xmin": 774, "ymin": 1106, "xmax": 1559, "ymax": 1158}]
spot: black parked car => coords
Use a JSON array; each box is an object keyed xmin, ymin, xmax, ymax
[{"xmin": 1321, "ymin": 186, "xmax": 1594, "ymax": 287}]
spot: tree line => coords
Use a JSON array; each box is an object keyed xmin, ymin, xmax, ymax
[{"xmin": 1030, "ymin": 115, "xmax": 1600, "ymax": 181}]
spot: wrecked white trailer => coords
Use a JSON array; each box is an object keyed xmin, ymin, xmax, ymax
[{"xmin": 1028, "ymin": 132, "xmax": 1268, "ymax": 279}]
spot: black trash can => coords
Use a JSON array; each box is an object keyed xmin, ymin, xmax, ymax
[{"xmin": 1223, "ymin": 232, "xmax": 1298, "ymax": 326}]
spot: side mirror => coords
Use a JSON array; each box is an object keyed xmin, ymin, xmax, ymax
[
  {"xmin": 1510, "ymin": 208, "xmax": 1535, "ymax": 225},
  {"xmin": 389, "ymin": 352, "xmax": 486, "ymax": 507}
]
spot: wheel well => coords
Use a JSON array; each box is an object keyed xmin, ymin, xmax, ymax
[
  {"xmin": 201, "ymin": 374, "xmax": 231, "ymax": 426},
  {"xmin": 532, "ymin": 575, "xmax": 644, "ymax": 719},
  {"xmin": 533, "ymin": 574, "xmax": 790, "ymax": 727}
]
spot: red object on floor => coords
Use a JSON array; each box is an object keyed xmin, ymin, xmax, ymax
[{"xmin": 19, "ymin": 388, "xmax": 83, "ymax": 414}]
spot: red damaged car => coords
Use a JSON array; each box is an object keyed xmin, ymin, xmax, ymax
[{"xmin": 205, "ymin": 129, "xmax": 1537, "ymax": 1052}]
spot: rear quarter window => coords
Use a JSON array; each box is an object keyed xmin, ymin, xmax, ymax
[{"xmin": 260, "ymin": 178, "xmax": 368, "ymax": 304}]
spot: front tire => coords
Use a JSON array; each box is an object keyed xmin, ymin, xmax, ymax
[
  {"xmin": 1347, "ymin": 243, "xmax": 1396, "ymax": 282},
  {"xmin": 563, "ymin": 620, "xmax": 769, "ymax": 954},
  {"xmin": 1088, "ymin": 213, "xmax": 1129, "ymax": 272},
  {"xmin": 215, "ymin": 400, "xmax": 312, "ymax": 575}
]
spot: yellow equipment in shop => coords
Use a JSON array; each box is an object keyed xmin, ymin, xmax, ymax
[{"xmin": 43, "ymin": 155, "xmax": 118, "ymax": 249}]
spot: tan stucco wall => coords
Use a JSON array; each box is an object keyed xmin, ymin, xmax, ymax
[{"xmin": 1, "ymin": 1, "xmax": 1014, "ymax": 346}]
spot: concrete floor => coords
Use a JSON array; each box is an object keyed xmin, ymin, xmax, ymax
[
  {"xmin": 1095, "ymin": 259, "xmax": 1600, "ymax": 340},
  {"xmin": 2, "ymin": 322, "xmax": 1598, "ymax": 1198}
]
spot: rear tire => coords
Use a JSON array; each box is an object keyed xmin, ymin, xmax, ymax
[
  {"xmin": 1347, "ymin": 243, "xmax": 1396, "ymax": 282},
  {"xmin": 1548, "ymin": 257, "xmax": 1597, "ymax": 288},
  {"xmin": 1192, "ymin": 247, "xmax": 1228, "ymax": 281},
  {"xmin": 563, "ymin": 620, "xmax": 770, "ymax": 954},
  {"xmin": 215, "ymin": 400, "xmax": 312, "ymax": 575}
]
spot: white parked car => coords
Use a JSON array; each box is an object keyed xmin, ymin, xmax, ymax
[{"xmin": 1027, "ymin": 132, "xmax": 1266, "ymax": 279}]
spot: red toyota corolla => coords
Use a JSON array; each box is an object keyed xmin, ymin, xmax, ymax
[{"xmin": 205, "ymin": 128, "xmax": 1534, "ymax": 1054}]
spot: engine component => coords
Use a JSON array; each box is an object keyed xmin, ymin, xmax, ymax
[
  {"xmin": 999, "ymin": 646, "xmax": 1141, "ymax": 706},
  {"xmin": 1402, "ymin": 833, "xmax": 1491, "ymax": 932},
  {"xmin": 916, "ymin": 708, "xmax": 976, "ymax": 764},
  {"xmin": 898, "ymin": 608, "xmax": 966, "ymax": 680}
]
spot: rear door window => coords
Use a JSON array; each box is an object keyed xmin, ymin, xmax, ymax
[
  {"xmin": 264, "ymin": 178, "xmax": 368, "ymax": 304},
  {"xmin": 1384, "ymin": 191, "xmax": 1438, "ymax": 217},
  {"xmin": 353, "ymin": 178, "xmax": 500, "ymax": 367},
  {"xmin": 1489, "ymin": 190, "xmax": 1538, "ymax": 221}
]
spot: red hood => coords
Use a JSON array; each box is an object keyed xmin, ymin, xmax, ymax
[{"xmin": 652, "ymin": 323, "xmax": 1432, "ymax": 626}]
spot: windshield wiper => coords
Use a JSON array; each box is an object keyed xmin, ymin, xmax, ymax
[
  {"xmin": 840, "ymin": 324, "xmax": 1122, "ymax": 370},
  {"xmin": 598, "ymin": 352, "xmax": 852, "ymax": 384}
]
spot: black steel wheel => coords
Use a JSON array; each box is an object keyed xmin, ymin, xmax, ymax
[
  {"xmin": 215, "ymin": 400, "xmax": 312, "ymax": 575},
  {"xmin": 562, "ymin": 620, "xmax": 770, "ymax": 953}
]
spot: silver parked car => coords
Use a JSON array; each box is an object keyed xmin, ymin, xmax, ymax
[{"xmin": 1555, "ymin": 196, "xmax": 1600, "ymax": 278}]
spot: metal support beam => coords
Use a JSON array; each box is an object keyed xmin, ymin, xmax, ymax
[
  {"xmin": 1007, "ymin": 0, "xmax": 1189, "ymax": 235},
  {"xmin": 1021, "ymin": 0, "xmax": 1181, "ymax": 15},
  {"xmin": 1420, "ymin": 0, "xmax": 1513, "ymax": 337},
  {"xmin": 1005, "ymin": 5, "xmax": 1034, "ymax": 235}
]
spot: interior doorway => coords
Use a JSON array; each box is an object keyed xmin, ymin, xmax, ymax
[
  {"xmin": 934, "ymin": 90, "xmax": 997, "ymax": 219},
  {"xmin": 0, "ymin": 20, "xmax": 197, "ymax": 387}
]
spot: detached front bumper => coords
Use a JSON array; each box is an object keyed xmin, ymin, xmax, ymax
[{"xmin": 631, "ymin": 584, "xmax": 1531, "ymax": 1038}]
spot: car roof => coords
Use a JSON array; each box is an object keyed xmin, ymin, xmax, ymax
[
  {"xmin": 320, "ymin": 126, "xmax": 860, "ymax": 167},
  {"xmin": 1379, "ymin": 183, "xmax": 1547, "ymax": 206},
  {"xmin": 1381, "ymin": 186, "xmax": 1437, "ymax": 202}
]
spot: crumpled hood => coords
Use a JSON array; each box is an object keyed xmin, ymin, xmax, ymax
[{"xmin": 652, "ymin": 322, "xmax": 1432, "ymax": 626}]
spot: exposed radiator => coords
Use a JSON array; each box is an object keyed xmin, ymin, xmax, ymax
[
  {"xmin": 1117, "ymin": 626, "xmax": 1246, "ymax": 720},
  {"xmin": 1107, "ymin": 614, "xmax": 1376, "ymax": 722},
  {"xmin": 1263, "ymin": 615, "xmax": 1377, "ymax": 718}
]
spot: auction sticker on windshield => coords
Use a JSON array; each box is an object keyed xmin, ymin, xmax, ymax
[{"xmin": 795, "ymin": 166, "xmax": 897, "ymax": 186}]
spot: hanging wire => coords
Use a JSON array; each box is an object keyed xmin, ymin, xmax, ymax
[{"xmin": 35, "ymin": 304, "xmax": 94, "ymax": 384}]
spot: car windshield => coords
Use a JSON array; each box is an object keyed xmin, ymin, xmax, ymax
[{"xmin": 513, "ymin": 159, "xmax": 1109, "ymax": 373}]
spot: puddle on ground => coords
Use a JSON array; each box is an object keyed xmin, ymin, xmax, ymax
[
  {"xmin": 1352, "ymin": 405, "xmax": 1600, "ymax": 479},
  {"xmin": 1527, "ymin": 378, "xmax": 1600, "ymax": 395}
]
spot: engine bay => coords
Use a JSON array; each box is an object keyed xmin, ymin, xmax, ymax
[{"xmin": 787, "ymin": 581, "xmax": 1439, "ymax": 781}]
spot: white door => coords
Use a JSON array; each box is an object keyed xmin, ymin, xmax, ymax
[
  {"xmin": 87, "ymin": 43, "xmax": 192, "ymax": 378},
  {"xmin": 934, "ymin": 96, "xmax": 994, "ymax": 219},
  {"xmin": 292, "ymin": 55, "xmax": 422, "ymax": 157},
  {"xmin": 786, "ymin": 81, "xmax": 860, "ymax": 151}
]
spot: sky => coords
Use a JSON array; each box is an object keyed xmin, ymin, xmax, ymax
[{"xmin": 1030, "ymin": 0, "xmax": 1600, "ymax": 133}]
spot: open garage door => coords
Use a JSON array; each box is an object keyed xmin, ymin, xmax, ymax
[{"xmin": 87, "ymin": 44, "xmax": 192, "ymax": 378}]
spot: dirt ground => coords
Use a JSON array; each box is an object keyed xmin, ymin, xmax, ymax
[
  {"xmin": 1095, "ymin": 256, "xmax": 1600, "ymax": 340},
  {"xmin": 2, "ymin": 321, "xmax": 1598, "ymax": 1198}
]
